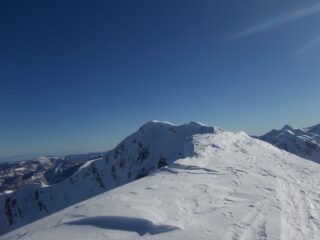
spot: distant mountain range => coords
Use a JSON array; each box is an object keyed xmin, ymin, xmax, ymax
[
  {"xmin": 0, "ymin": 153, "xmax": 104, "ymax": 193},
  {"xmin": 258, "ymin": 123, "xmax": 320, "ymax": 163}
]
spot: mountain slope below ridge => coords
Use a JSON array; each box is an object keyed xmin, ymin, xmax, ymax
[
  {"xmin": 259, "ymin": 123, "xmax": 320, "ymax": 163},
  {"xmin": 0, "ymin": 152, "xmax": 104, "ymax": 192},
  {"xmin": 0, "ymin": 121, "xmax": 214, "ymax": 235},
  {"xmin": 1, "ymin": 129, "xmax": 320, "ymax": 240}
]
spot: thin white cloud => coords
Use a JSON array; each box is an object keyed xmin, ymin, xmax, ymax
[
  {"xmin": 295, "ymin": 35, "xmax": 320, "ymax": 55},
  {"xmin": 227, "ymin": 3, "xmax": 320, "ymax": 40}
]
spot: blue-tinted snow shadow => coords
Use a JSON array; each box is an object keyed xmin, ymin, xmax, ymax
[
  {"xmin": 65, "ymin": 216, "xmax": 179, "ymax": 236},
  {"xmin": 164, "ymin": 163, "xmax": 223, "ymax": 175}
]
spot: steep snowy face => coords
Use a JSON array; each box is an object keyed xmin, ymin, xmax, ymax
[
  {"xmin": 105, "ymin": 121, "xmax": 214, "ymax": 184},
  {"xmin": 0, "ymin": 121, "xmax": 214, "ymax": 235},
  {"xmin": 2, "ymin": 130, "xmax": 320, "ymax": 240},
  {"xmin": 259, "ymin": 123, "xmax": 320, "ymax": 163},
  {"xmin": 306, "ymin": 123, "xmax": 320, "ymax": 136}
]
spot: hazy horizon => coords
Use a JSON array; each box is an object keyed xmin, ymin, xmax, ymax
[{"xmin": 1, "ymin": 119, "xmax": 319, "ymax": 162}]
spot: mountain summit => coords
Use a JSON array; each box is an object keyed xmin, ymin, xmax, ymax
[
  {"xmin": 281, "ymin": 124, "xmax": 294, "ymax": 131},
  {"xmin": 0, "ymin": 121, "xmax": 214, "ymax": 235},
  {"xmin": 2, "ymin": 122, "xmax": 320, "ymax": 240}
]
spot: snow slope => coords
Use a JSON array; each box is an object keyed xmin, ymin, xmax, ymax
[
  {"xmin": 259, "ymin": 123, "xmax": 320, "ymax": 163},
  {"xmin": 0, "ymin": 121, "xmax": 214, "ymax": 235},
  {"xmin": 1, "ymin": 127, "xmax": 320, "ymax": 240}
]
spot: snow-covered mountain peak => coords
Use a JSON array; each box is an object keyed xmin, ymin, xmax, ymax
[
  {"xmin": 188, "ymin": 121, "xmax": 207, "ymax": 127},
  {"xmin": 3, "ymin": 126, "xmax": 320, "ymax": 240},
  {"xmin": 140, "ymin": 120, "xmax": 175, "ymax": 128},
  {"xmin": 259, "ymin": 123, "xmax": 320, "ymax": 163},
  {"xmin": 138, "ymin": 120, "xmax": 211, "ymax": 132},
  {"xmin": 0, "ymin": 121, "xmax": 215, "ymax": 235},
  {"xmin": 308, "ymin": 123, "xmax": 320, "ymax": 134},
  {"xmin": 133, "ymin": 121, "xmax": 215, "ymax": 151},
  {"xmin": 281, "ymin": 124, "xmax": 294, "ymax": 131}
]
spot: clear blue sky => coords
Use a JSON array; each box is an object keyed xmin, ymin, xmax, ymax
[{"xmin": 1, "ymin": 0, "xmax": 320, "ymax": 160}]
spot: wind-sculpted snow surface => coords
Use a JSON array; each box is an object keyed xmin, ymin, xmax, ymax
[
  {"xmin": 0, "ymin": 121, "xmax": 214, "ymax": 235},
  {"xmin": 1, "ymin": 128, "xmax": 320, "ymax": 240}
]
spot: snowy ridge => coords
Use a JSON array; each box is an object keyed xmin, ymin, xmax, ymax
[
  {"xmin": 259, "ymin": 123, "xmax": 320, "ymax": 163},
  {"xmin": 1, "ymin": 128, "xmax": 320, "ymax": 240},
  {"xmin": 0, "ymin": 121, "xmax": 214, "ymax": 235}
]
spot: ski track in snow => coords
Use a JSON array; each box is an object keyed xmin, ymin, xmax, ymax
[
  {"xmin": 1, "ymin": 131, "xmax": 320, "ymax": 240},
  {"xmin": 276, "ymin": 162, "xmax": 320, "ymax": 240}
]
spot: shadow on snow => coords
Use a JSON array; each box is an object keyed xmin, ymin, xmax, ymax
[{"xmin": 65, "ymin": 216, "xmax": 179, "ymax": 236}]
